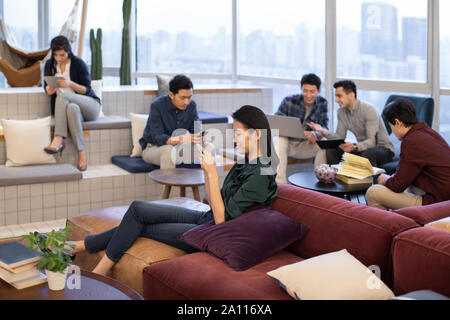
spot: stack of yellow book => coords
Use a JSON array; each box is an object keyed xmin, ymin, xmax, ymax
[{"xmin": 333, "ymin": 153, "xmax": 385, "ymax": 183}]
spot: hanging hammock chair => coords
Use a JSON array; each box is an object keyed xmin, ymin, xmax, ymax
[{"xmin": 0, "ymin": 0, "xmax": 81, "ymax": 87}]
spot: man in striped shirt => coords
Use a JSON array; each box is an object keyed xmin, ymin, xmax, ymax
[{"xmin": 273, "ymin": 73, "xmax": 329, "ymax": 184}]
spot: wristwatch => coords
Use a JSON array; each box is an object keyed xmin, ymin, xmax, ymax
[{"xmin": 353, "ymin": 144, "xmax": 358, "ymax": 152}]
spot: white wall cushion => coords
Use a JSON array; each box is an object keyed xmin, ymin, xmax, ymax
[
  {"xmin": 129, "ymin": 112, "xmax": 149, "ymax": 158},
  {"xmin": 267, "ymin": 249, "xmax": 395, "ymax": 300},
  {"xmin": 91, "ymin": 79, "xmax": 105, "ymax": 117},
  {"xmin": 1, "ymin": 116, "xmax": 56, "ymax": 167}
]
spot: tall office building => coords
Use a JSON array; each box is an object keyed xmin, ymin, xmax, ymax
[
  {"xmin": 361, "ymin": 2, "xmax": 399, "ymax": 61},
  {"xmin": 402, "ymin": 17, "xmax": 427, "ymax": 60}
]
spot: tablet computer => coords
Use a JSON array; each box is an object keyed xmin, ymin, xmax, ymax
[
  {"xmin": 44, "ymin": 76, "xmax": 65, "ymax": 88},
  {"xmin": 317, "ymin": 139, "xmax": 345, "ymax": 149}
]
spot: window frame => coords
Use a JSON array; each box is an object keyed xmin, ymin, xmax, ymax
[{"xmin": 1, "ymin": 0, "xmax": 447, "ymax": 134}]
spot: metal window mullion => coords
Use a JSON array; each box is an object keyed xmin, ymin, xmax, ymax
[
  {"xmin": 38, "ymin": 0, "xmax": 50, "ymax": 49},
  {"xmin": 325, "ymin": 0, "xmax": 337, "ymax": 132},
  {"xmin": 232, "ymin": 0, "xmax": 238, "ymax": 84},
  {"xmin": 430, "ymin": 0, "xmax": 440, "ymax": 131}
]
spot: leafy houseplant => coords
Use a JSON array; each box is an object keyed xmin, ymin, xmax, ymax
[
  {"xmin": 22, "ymin": 226, "xmax": 75, "ymax": 291},
  {"xmin": 89, "ymin": 28, "xmax": 103, "ymax": 81},
  {"xmin": 89, "ymin": 28, "xmax": 103, "ymax": 104},
  {"xmin": 120, "ymin": 0, "xmax": 132, "ymax": 85}
]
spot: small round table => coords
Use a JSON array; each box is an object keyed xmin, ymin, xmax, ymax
[
  {"xmin": 288, "ymin": 171, "xmax": 373, "ymax": 201},
  {"xmin": 149, "ymin": 168, "xmax": 205, "ymax": 201},
  {"xmin": 0, "ymin": 269, "xmax": 143, "ymax": 300}
]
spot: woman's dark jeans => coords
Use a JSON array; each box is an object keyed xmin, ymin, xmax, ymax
[{"xmin": 84, "ymin": 201, "xmax": 213, "ymax": 262}]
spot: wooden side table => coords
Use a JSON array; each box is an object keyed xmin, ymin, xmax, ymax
[
  {"xmin": 149, "ymin": 168, "xmax": 205, "ymax": 201},
  {"xmin": 0, "ymin": 269, "xmax": 143, "ymax": 300}
]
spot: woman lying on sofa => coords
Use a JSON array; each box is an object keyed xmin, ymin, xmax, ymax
[{"xmin": 68, "ymin": 105, "xmax": 279, "ymax": 275}]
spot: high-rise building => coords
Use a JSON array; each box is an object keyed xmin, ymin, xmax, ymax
[
  {"xmin": 402, "ymin": 17, "xmax": 427, "ymax": 60},
  {"xmin": 361, "ymin": 2, "xmax": 399, "ymax": 61}
]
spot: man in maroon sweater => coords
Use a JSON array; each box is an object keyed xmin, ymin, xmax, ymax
[{"xmin": 366, "ymin": 98, "xmax": 450, "ymax": 210}]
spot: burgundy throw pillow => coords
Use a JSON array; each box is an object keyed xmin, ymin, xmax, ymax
[{"xmin": 179, "ymin": 206, "xmax": 309, "ymax": 271}]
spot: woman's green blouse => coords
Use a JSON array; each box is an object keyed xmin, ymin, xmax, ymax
[{"xmin": 220, "ymin": 158, "xmax": 278, "ymax": 221}]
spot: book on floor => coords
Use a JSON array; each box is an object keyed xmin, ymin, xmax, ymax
[
  {"xmin": 9, "ymin": 272, "xmax": 47, "ymax": 290},
  {"xmin": 336, "ymin": 174, "xmax": 373, "ymax": 185},
  {"xmin": 334, "ymin": 153, "xmax": 385, "ymax": 180},
  {"xmin": 0, "ymin": 241, "xmax": 41, "ymax": 274}
]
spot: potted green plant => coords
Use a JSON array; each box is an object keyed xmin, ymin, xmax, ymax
[
  {"xmin": 89, "ymin": 28, "xmax": 103, "ymax": 103},
  {"xmin": 22, "ymin": 226, "xmax": 75, "ymax": 291}
]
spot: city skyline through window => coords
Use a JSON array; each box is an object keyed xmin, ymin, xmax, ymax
[
  {"xmin": 0, "ymin": 0, "xmax": 448, "ymax": 142},
  {"xmin": 337, "ymin": 0, "xmax": 428, "ymax": 82}
]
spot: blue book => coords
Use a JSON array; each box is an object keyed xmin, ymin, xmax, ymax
[{"xmin": 0, "ymin": 241, "xmax": 41, "ymax": 273}]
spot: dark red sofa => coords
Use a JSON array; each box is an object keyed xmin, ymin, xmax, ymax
[{"xmin": 142, "ymin": 185, "xmax": 450, "ymax": 299}]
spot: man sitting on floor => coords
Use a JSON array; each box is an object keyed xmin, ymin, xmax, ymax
[
  {"xmin": 139, "ymin": 75, "xmax": 199, "ymax": 169},
  {"xmin": 308, "ymin": 80, "xmax": 395, "ymax": 167},
  {"xmin": 366, "ymin": 98, "xmax": 450, "ymax": 211},
  {"xmin": 273, "ymin": 73, "xmax": 329, "ymax": 184}
]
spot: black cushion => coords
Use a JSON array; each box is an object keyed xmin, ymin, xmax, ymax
[
  {"xmin": 198, "ymin": 111, "xmax": 228, "ymax": 124},
  {"xmin": 111, "ymin": 156, "xmax": 201, "ymax": 174}
]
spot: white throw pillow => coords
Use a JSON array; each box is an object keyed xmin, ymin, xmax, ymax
[
  {"xmin": 129, "ymin": 112, "xmax": 149, "ymax": 158},
  {"xmin": 91, "ymin": 80, "xmax": 105, "ymax": 117},
  {"xmin": 156, "ymin": 74, "xmax": 171, "ymax": 96},
  {"xmin": 267, "ymin": 249, "xmax": 395, "ymax": 300},
  {"xmin": 1, "ymin": 117, "xmax": 57, "ymax": 167}
]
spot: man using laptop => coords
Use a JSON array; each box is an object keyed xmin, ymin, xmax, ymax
[
  {"xmin": 273, "ymin": 73, "xmax": 329, "ymax": 184},
  {"xmin": 308, "ymin": 80, "xmax": 394, "ymax": 167}
]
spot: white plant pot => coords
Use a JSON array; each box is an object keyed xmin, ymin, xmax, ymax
[{"xmin": 46, "ymin": 268, "xmax": 68, "ymax": 291}]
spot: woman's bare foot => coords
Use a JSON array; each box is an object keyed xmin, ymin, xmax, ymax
[
  {"xmin": 49, "ymin": 136, "xmax": 64, "ymax": 149},
  {"xmin": 65, "ymin": 240, "xmax": 85, "ymax": 255},
  {"xmin": 92, "ymin": 254, "xmax": 115, "ymax": 276}
]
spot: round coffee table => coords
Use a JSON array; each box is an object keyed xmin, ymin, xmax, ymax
[
  {"xmin": 288, "ymin": 171, "xmax": 373, "ymax": 200},
  {"xmin": 149, "ymin": 168, "xmax": 205, "ymax": 201},
  {"xmin": 0, "ymin": 269, "xmax": 143, "ymax": 300}
]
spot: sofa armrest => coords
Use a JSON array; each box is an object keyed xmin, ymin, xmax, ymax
[
  {"xmin": 391, "ymin": 227, "xmax": 450, "ymax": 297},
  {"xmin": 393, "ymin": 200, "xmax": 450, "ymax": 226}
]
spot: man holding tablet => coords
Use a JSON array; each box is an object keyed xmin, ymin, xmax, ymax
[
  {"xmin": 308, "ymin": 80, "xmax": 394, "ymax": 167},
  {"xmin": 273, "ymin": 73, "xmax": 329, "ymax": 184}
]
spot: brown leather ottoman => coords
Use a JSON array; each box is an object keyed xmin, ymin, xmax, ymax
[{"xmin": 66, "ymin": 198, "xmax": 211, "ymax": 296}]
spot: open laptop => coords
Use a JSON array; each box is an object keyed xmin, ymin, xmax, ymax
[{"xmin": 266, "ymin": 114, "xmax": 306, "ymax": 139}]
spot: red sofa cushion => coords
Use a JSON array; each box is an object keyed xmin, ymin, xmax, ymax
[
  {"xmin": 143, "ymin": 251, "xmax": 302, "ymax": 300},
  {"xmin": 391, "ymin": 227, "xmax": 450, "ymax": 297},
  {"xmin": 392, "ymin": 200, "xmax": 450, "ymax": 226},
  {"xmin": 179, "ymin": 206, "xmax": 308, "ymax": 271},
  {"xmin": 271, "ymin": 185, "xmax": 418, "ymax": 284}
]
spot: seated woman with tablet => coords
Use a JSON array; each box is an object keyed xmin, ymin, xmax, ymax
[{"xmin": 43, "ymin": 35, "xmax": 101, "ymax": 171}]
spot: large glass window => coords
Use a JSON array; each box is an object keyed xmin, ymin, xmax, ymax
[
  {"xmin": 440, "ymin": 95, "xmax": 450, "ymax": 144},
  {"xmin": 3, "ymin": 0, "xmax": 38, "ymax": 50},
  {"xmin": 441, "ymin": 0, "xmax": 450, "ymax": 88},
  {"xmin": 80, "ymin": 0, "xmax": 123, "ymax": 67},
  {"xmin": 136, "ymin": 0, "xmax": 231, "ymax": 74},
  {"xmin": 337, "ymin": 0, "xmax": 427, "ymax": 82},
  {"xmin": 49, "ymin": 0, "xmax": 77, "ymax": 41},
  {"xmin": 238, "ymin": 0, "xmax": 325, "ymax": 80}
]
